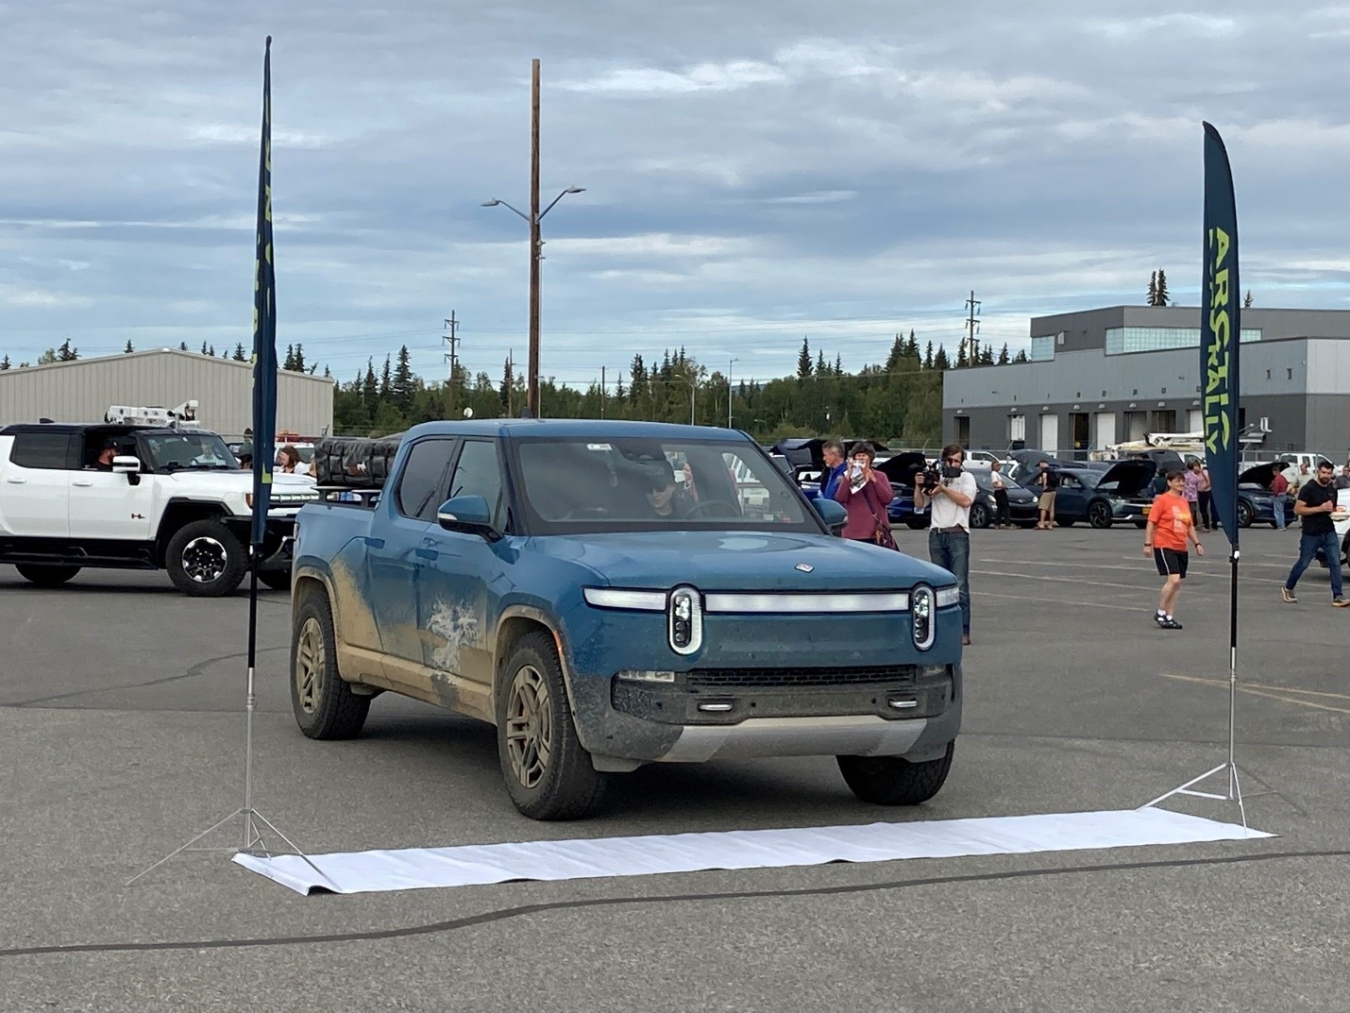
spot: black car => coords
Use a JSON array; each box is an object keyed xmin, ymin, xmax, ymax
[
  {"xmin": 1022, "ymin": 460, "xmax": 1159, "ymax": 528},
  {"xmin": 967, "ymin": 469, "xmax": 1039, "ymax": 528}
]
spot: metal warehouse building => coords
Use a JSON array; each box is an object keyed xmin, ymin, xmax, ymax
[
  {"xmin": 0, "ymin": 348, "xmax": 334, "ymax": 437},
  {"xmin": 943, "ymin": 305, "xmax": 1350, "ymax": 461}
]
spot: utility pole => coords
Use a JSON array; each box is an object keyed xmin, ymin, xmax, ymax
[
  {"xmin": 728, "ymin": 357, "xmax": 738, "ymax": 429},
  {"xmin": 528, "ymin": 58, "xmax": 541, "ymax": 417},
  {"xmin": 600, "ymin": 365, "xmax": 606, "ymax": 418},
  {"xmin": 965, "ymin": 290, "xmax": 981, "ymax": 364},
  {"xmin": 443, "ymin": 312, "xmax": 460, "ymax": 418}
]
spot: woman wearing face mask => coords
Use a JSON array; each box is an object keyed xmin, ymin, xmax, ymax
[{"xmin": 832, "ymin": 442, "xmax": 896, "ymax": 547}]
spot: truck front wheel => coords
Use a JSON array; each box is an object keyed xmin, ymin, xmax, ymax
[
  {"xmin": 496, "ymin": 631, "xmax": 608, "ymax": 820},
  {"xmin": 837, "ymin": 741, "xmax": 954, "ymax": 806},
  {"xmin": 165, "ymin": 519, "xmax": 247, "ymax": 596}
]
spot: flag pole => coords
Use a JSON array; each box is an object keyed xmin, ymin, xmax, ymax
[
  {"xmin": 1140, "ymin": 121, "xmax": 1250, "ymax": 830},
  {"xmin": 128, "ymin": 36, "xmax": 335, "ymax": 888}
]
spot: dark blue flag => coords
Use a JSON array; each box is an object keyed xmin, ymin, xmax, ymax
[
  {"xmin": 1201, "ymin": 122, "xmax": 1239, "ymax": 545},
  {"xmin": 251, "ymin": 37, "xmax": 277, "ymax": 547}
]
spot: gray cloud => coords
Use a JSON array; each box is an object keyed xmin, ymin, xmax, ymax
[{"xmin": 1, "ymin": 0, "xmax": 1348, "ymax": 386}]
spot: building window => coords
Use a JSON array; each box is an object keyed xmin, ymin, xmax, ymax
[
  {"xmin": 1029, "ymin": 335, "xmax": 1056, "ymax": 361},
  {"xmin": 1103, "ymin": 326, "xmax": 1262, "ymax": 354},
  {"xmin": 1287, "ymin": 368, "xmax": 1293, "ymax": 380}
]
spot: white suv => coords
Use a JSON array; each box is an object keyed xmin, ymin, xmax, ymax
[{"xmin": 0, "ymin": 422, "xmax": 317, "ymax": 595}]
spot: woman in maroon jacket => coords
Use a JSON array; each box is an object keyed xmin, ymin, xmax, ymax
[{"xmin": 833, "ymin": 442, "xmax": 895, "ymax": 544}]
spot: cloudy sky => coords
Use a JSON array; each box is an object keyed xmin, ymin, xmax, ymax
[{"xmin": 2, "ymin": 0, "xmax": 1348, "ymax": 388}]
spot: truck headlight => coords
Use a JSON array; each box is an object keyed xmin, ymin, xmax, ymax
[
  {"xmin": 668, "ymin": 586, "xmax": 703, "ymax": 655},
  {"xmin": 616, "ymin": 670, "xmax": 677, "ymax": 683},
  {"xmin": 911, "ymin": 584, "xmax": 936, "ymax": 651}
]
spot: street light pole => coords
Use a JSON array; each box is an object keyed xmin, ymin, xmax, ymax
[
  {"xmin": 481, "ymin": 58, "xmax": 585, "ymax": 418},
  {"xmin": 727, "ymin": 357, "xmax": 738, "ymax": 429},
  {"xmin": 528, "ymin": 58, "xmax": 541, "ymax": 417}
]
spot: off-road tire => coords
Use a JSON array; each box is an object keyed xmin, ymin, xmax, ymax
[
  {"xmin": 165, "ymin": 519, "xmax": 247, "ymax": 596},
  {"xmin": 259, "ymin": 570, "xmax": 292, "ymax": 592},
  {"xmin": 15, "ymin": 564, "xmax": 81, "ymax": 587},
  {"xmin": 1088, "ymin": 501, "xmax": 1113, "ymax": 529},
  {"xmin": 291, "ymin": 593, "xmax": 370, "ymax": 739},
  {"xmin": 969, "ymin": 503, "xmax": 990, "ymax": 529},
  {"xmin": 838, "ymin": 741, "xmax": 955, "ymax": 806},
  {"xmin": 496, "ymin": 631, "xmax": 608, "ymax": 820}
]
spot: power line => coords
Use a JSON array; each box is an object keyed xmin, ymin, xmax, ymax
[{"xmin": 442, "ymin": 312, "xmax": 460, "ymax": 417}]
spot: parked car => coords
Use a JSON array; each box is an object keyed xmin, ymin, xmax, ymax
[
  {"xmin": 291, "ymin": 420, "xmax": 965, "ymax": 820},
  {"xmin": 1236, "ymin": 462, "xmax": 1299, "ymax": 528},
  {"xmin": 968, "ymin": 469, "xmax": 1039, "ymax": 528},
  {"xmin": 1022, "ymin": 462, "xmax": 1157, "ymax": 528}
]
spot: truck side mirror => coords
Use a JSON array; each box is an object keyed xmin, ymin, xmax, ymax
[
  {"xmin": 113, "ymin": 455, "xmax": 141, "ymax": 485},
  {"xmin": 437, "ymin": 494, "xmax": 499, "ymax": 540}
]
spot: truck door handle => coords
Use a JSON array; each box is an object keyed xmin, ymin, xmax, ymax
[
  {"xmin": 73, "ymin": 479, "xmax": 93, "ymax": 487},
  {"xmin": 364, "ymin": 537, "xmax": 385, "ymax": 549},
  {"xmin": 415, "ymin": 547, "xmax": 437, "ymax": 561},
  {"xmin": 5, "ymin": 477, "xmax": 25, "ymax": 484}
]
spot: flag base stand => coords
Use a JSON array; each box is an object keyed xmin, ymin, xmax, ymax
[{"xmin": 126, "ymin": 558, "xmax": 337, "ymax": 891}]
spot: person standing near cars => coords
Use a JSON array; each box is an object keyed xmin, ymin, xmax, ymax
[
  {"xmin": 914, "ymin": 444, "xmax": 977, "ymax": 645},
  {"xmin": 833, "ymin": 442, "xmax": 895, "ymax": 546},
  {"xmin": 1280, "ymin": 460, "xmax": 1348, "ymax": 607},
  {"xmin": 1270, "ymin": 466, "xmax": 1290, "ymax": 530},
  {"xmin": 819, "ymin": 439, "xmax": 847, "ymax": 501},
  {"xmin": 1030, "ymin": 460, "xmax": 1059, "ymax": 529},
  {"xmin": 1183, "ymin": 458, "xmax": 1203, "ymax": 529},
  {"xmin": 1144, "ymin": 470, "xmax": 1205, "ymax": 630},
  {"xmin": 1194, "ymin": 459, "xmax": 1214, "ymax": 531},
  {"xmin": 989, "ymin": 458, "xmax": 1011, "ymax": 529}
]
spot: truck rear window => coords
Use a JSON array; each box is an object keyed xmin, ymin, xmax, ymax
[{"xmin": 9, "ymin": 433, "xmax": 74, "ymax": 470}]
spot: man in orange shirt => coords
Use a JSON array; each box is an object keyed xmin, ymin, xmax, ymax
[{"xmin": 1144, "ymin": 470, "xmax": 1205, "ymax": 629}]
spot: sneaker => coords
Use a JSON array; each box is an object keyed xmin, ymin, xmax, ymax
[
  {"xmin": 1334, "ymin": 597, "xmax": 1349, "ymax": 608},
  {"xmin": 1154, "ymin": 611, "xmax": 1169, "ymax": 627},
  {"xmin": 1281, "ymin": 587, "xmax": 1297, "ymax": 603},
  {"xmin": 1160, "ymin": 618, "xmax": 1183, "ymax": 630}
]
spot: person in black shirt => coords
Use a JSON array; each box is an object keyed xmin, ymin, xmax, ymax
[
  {"xmin": 1030, "ymin": 459, "xmax": 1059, "ymax": 529},
  {"xmin": 1280, "ymin": 460, "xmax": 1348, "ymax": 606}
]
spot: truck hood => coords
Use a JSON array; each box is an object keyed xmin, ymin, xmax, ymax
[
  {"xmin": 157, "ymin": 470, "xmax": 317, "ymax": 503},
  {"xmin": 529, "ymin": 530, "xmax": 956, "ymax": 592}
]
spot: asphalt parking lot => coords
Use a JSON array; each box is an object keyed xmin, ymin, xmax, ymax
[{"xmin": 3, "ymin": 523, "xmax": 1350, "ymax": 1013}]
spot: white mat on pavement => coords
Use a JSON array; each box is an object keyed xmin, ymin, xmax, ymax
[{"xmin": 232, "ymin": 807, "xmax": 1272, "ymax": 896}]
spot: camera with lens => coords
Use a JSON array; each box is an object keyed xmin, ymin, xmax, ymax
[{"xmin": 919, "ymin": 466, "xmax": 942, "ymax": 493}]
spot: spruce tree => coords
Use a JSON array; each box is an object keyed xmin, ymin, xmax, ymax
[
  {"xmin": 379, "ymin": 354, "xmax": 392, "ymax": 399},
  {"xmin": 797, "ymin": 337, "xmax": 812, "ymax": 380},
  {"xmin": 57, "ymin": 338, "xmax": 79, "ymax": 361},
  {"xmin": 1155, "ymin": 269, "xmax": 1169, "ymax": 306},
  {"xmin": 293, "ymin": 343, "xmax": 306, "ymax": 373},
  {"xmin": 201, "ymin": 341, "xmax": 209, "ymax": 355},
  {"xmin": 1243, "ymin": 290, "xmax": 1253, "ymax": 308},
  {"xmin": 0, "ymin": 355, "xmax": 9, "ymax": 370},
  {"xmin": 362, "ymin": 359, "xmax": 378, "ymax": 409},
  {"xmin": 233, "ymin": 342, "xmax": 247, "ymax": 361},
  {"xmin": 207, "ymin": 344, "xmax": 215, "ymax": 357},
  {"xmin": 392, "ymin": 345, "xmax": 415, "ymax": 413},
  {"xmin": 283, "ymin": 344, "xmax": 296, "ymax": 370},
  {"xmin": 998, "ymin": 342, "xmax": 1010, "ymax": 365},
  {"xmin": 179, "ymin": 341, "xmax": 188, "ymax": 351},
  {"xmin": 923, "ymin": 340, "xmax": 934, "ymax": 370},
  {"xmin": 500, "ymin": 357, "xmax": 515, "ymax": 410},
  {"xmin": 955, "ymin": 342, "xmax": 968, "ymax": 368},
  {"xmin": 1148, "ymin": 271, "xmax": 1158, "ymax": 306},
  {"xmin": 124, "ymin": 340, "xmax": 134, "ymax": 353},
  {"xmin": 815, "ymin": 349, "xmax": 827, "ymax": 375},
  {"xmin": 1014, "ymin": 349, "xmax": 1029, "ymax": 363},
  {"xmin": 934, "ymin": 345, "xmax": 950, "ymax": 370},
  {"xmin": 834, "ymin": 353, "xmax": 842, "ymax": 376}
]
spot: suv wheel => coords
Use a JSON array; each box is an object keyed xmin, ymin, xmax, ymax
[
  {"xmin": 1237, "ymin": 500, "xmax": 1254, "ymax": 528},
  {"xmin": 15, "ymin": 564, "xmax": 81, "ymax": 587},
  {"xmin": 165, "ymin": 519, "xmax": 247, "ymax": 596},
  {"xmin": 837, "ymin": 741, "xmax": 954, "ymax": 806},
  {"xmin": 291, "ymin": 593, "xmax": 370, "ymax": 739},
  {"xmin": 496, "ymin": 631, "xmax": 608, "ymax": 820},
  {"xmin": 1088, "ymin": 501, "xmax": 1113, "ymax": 529}
]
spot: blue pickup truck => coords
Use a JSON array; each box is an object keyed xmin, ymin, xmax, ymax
[{"xmin": 289, "ymin": 419, "xmax": 964, "ymax": 820}]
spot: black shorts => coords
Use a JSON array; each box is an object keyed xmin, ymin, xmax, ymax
[{"xmin": 1154, "ymin": 547, "xmax": 1188, "ymax": 578}]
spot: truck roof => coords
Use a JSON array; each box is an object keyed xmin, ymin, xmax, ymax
[
  {"xmin": 402, "ymin": 418, "xmax": 753, "ymax": 442},
  {"xmin": 0, "ymin": 423, "xmax": 192, "ymax": 437}
]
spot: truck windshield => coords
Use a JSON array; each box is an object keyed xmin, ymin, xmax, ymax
[
  {"xmin": 513, "ymin": 437, "xmax": 819, "ymax": 534},
  {"xmin": 142, "ymin": 433, "xmax": 239, "ymax": 472}
]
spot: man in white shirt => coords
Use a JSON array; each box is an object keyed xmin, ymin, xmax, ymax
[{"xmin": 914, "ymin": 444, "xmax": 978, "ymax": 645}]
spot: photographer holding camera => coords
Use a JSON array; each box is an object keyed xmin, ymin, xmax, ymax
[{"xmin": 914, "ymin": 444, "xmax": 977, "ymax": 645}]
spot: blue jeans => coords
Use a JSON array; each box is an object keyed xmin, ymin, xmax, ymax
[
  {"xmin": 929, "ymin": 529, "xmax": 971, "ymax": 633},
  {"xmin": 1285, "ymin": 530, "xmax": 1343, "ymax": 598},
  {"xmin": 1273, "ymin": 493, "xmax": 1288, "ymax": 529}
]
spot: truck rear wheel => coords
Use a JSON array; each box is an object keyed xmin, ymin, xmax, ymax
[
  {"xmin": 291, "ymin": 593, "xmax": 370, "ymax": 739},
  {"xmin": 837, "ymin": 741, "xmax": 954, "ymax": 806},
  {"xmin": 165, "ymin": 519, "xmax": 247, "ymax": 596},
  {"xmin": 496, "ymin": 631, "xmax": 608, "ymax": 820},
  {"xmin": 15, "ymin": 564, "xmax": 81, "ymax": 587}
]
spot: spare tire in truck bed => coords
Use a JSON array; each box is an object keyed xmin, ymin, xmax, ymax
[{"xmin": 312, "ymin": 434, "xmax": 404, "ymax": 487}]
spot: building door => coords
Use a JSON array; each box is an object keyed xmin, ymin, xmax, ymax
[
  {"xmin": 1095, "ymin": 412, "xmax": 1116, "ymax": 451},
  {"xmin": 1187, "ymin": 408, "xmax": 1203, "ymax": 433},
  {"xmin": 1125, "ymin": 411, "xmax": 1148, "ymax": 441},
  {"xmin": 956, "ymin": 416, "xmax": 970, "ymax": 447},
  {"xmin": 1040, "ymin": 414, "xmax": 1059, "ymax": 453},
  {"xmin": 1070, "ymin": 413, "xmax": 1090, "ymax": 457},
  {"xmin": 1150, "ymin": 409, "xmax": 1176, "ymax": 432},
  {"xmin": 1009, "ymin": 415, "xmax": 1026, "ymax": 445}
]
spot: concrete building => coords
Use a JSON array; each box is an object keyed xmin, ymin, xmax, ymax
[
  {"xmin": 943, "ymin": 306, "xmax": 1350, "ymax": 462},
  {"xmin": 0, "ymin": 348, "xmax": 334, "ymax": 437}
]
